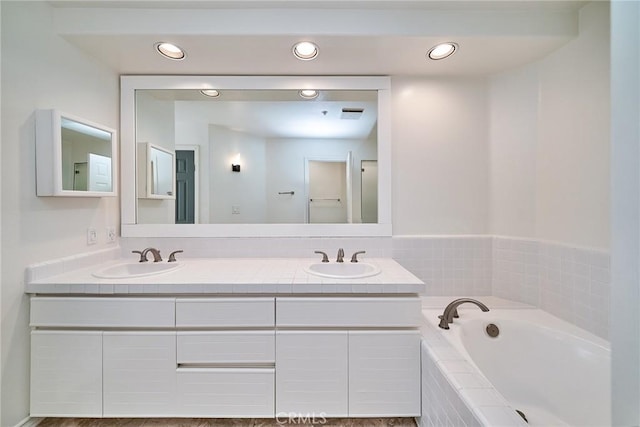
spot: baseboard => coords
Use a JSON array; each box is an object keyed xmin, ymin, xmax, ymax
[{"xmin": 13, "ymin": 417, "xmax": 43, "ymax": 427}]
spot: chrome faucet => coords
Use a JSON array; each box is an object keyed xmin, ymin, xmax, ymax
[
  {"xmin": 336, "ymin": 248, "xmax": 345, "ymax": 263},
  {"xmin": 438, "ymin": 298, "xmax": 489, "ymax": 329},
  {"xmin": 350, "ymin": 251, "xmax": 366, "ymax": 263},
  {"xmin": 314, "ymin": 251, "xmax": 329, "ymax": 263},
  {"xmin": 132, "ymin": 247, "xmax": 163, "ymax": 263}
]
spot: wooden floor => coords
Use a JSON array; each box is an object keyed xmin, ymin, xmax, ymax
[{"xmin": 38, "ymin": 418, "xmax": 417, "ymax": 427}]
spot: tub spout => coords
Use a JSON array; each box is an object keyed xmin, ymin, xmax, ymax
[{"xmin": 438, "ymin": 298, "xmax": 490, "ymax": 329}]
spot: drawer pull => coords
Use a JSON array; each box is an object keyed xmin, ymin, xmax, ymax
[{"xmin": 177, "ymin": 362, "xmax": 274, "ymax": 369}]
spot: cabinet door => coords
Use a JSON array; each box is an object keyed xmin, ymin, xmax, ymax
[
  {"xmin": 276, "ymin": 331, "xmax": 348, "ymax": 417},
  {"xmin": 348, "ymin": 330, "xmax": 421, "ymax": 416},
  {"xmin": 31, "ymin": 331, "xmax": 102, "ymax": 417},
  {"xmin": 177, "ymin": 368, "xmax": 274, "ymax": 417},
  {"xmin": 103, "ymin": 332, "xmax": 177, "ymax": 416}
]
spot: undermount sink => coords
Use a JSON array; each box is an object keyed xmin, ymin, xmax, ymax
[
  {"xmin": 305, "ymin": 262, "xmax": 381, "ymax": 279},
  {"xmin": 92, "ymin": 262, "xmax": 182, "ymax": 279}
]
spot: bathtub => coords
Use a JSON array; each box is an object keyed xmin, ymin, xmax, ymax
[{"xmin": 421, "ymin": 300, "xmax": 611, "ymax": 427}]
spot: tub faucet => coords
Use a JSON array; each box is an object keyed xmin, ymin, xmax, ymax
[
  {"xmin": 438, "ymin": 298, "xmax": 489, "ymax": 330},
  {"xmin": 336, "ymin": 248, "xmax": 345, "ymax": 263}
]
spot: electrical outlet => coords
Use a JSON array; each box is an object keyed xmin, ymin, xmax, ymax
[
  {"xmin": 87, "ymin": 228, "xmax": 98, "ymax": 245},
  {"xmin": 106, "ymin": 227, "xmax": 117, "ymax": 243},
  {"xmin": 232, "ymin": 205, "xmax": 240, "ymax": 214}
]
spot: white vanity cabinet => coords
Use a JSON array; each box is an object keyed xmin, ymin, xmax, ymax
[
  {"xmin": 103, "ymin": 332, "xmax": 177, "ymax": 417},
  {"xmin": 275, "ymin": 297, "xmax": 421, "ymax": 417},
  {"xmin": 275, "ymin": 329, "xmax": 421, "ymax": 418},
  {"xmin": 348, "ymin": 331, "xmax": 421, "ymax": 416},
  {"xmin": 30, "ymin": 297, "xmax": 176, "ymax": 417},
  {"xmin": 276, "ymin": 331, "xmax": 349, "ymax": 417},
  {"xmin": 174, "ymin": 298, "xmax": 276, "ymax": 418},
  {"xmin": 30, "ymin": 295, "xmax": 420, "ymax": 419},
  {"xmin": 30, "ymin": 331, "xmax": 103, "ymax": 417}
]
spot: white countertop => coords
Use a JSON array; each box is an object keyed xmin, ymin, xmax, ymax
[{"xmin": 25, "ymin": 257, "xmax": 425, "ymax": 295}]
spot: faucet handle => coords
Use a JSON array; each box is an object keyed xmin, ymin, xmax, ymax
[
  {"xmin": 314, "ymin": 251, "xmax": 329, "ymax": 263},
  {"xmin": 132, "ymin": 250, "xmax": 147, "ymax": 263},
  {"xmin": 336, "ymin": 248, "xmax": 345, "ymax": 263},
  {"xmin": 350, "ymin": 251, "xmax": 366, "ymax": 263},
  {"xmin": 168, "ymin": 250, "xmax": 183, "ymax": 263}
]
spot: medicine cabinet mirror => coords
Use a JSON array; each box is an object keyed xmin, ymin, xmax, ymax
[
  {"xmin": 121, "ymin": 76, "xmax": 391, "ymax": 237},
  {"xmin": 36, "ymin": 109, "xmax": 117, "ymax": 197}
]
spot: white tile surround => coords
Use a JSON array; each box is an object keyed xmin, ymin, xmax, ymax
[
  {"xmin": 492, "ymin": 236, "xmax": 610, "ymax": 339},
  {"xmin": 26, "ymin": 256, "xmax": 423, "ymax": 295},
  {"xmin": 392, "ymin": 236, "xmax": 493, "ymax": 297},
  {"xmin": 120, "ymin": 237, "xmax": 394, "ymax": 259},
  {"xmin": 418, "ymin": 297, "xmax": 531, "ymax": 427},
  {"xmin": 419, "ymin": 341, "xmax": 482, "ymax": 427},
  {"xmin": 29, "ymin": 234, "xmax": 610, "ymax": 338},
  {"xmin": 394, "ymin": 235, "xmax": 610, "ymax": 340}
]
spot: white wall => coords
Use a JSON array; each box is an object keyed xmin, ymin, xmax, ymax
[
  {"xmin": 610, "ymin": 1, "xmax": 640, "ymax": 425},
  {"xmin": 536, "ymin": 2, "xmax": 610, "ymax": 249},
  {"xmin": 391, "ymin": 76, "xmax": 490, "ymax": 235},
  {"xmin": 489, "ymin": 65, "xmax": 539, "ymax": 238},
  {"xmin": 209, "ymin": 125, "xmax": 267, "ymax": 223},
  {"xmin": 490, "ymin": 2, "xmax": 610, "ymax": 250},
  {"xmin": 0, "ymin": 2, "xmax": 119, "ymax": 426}
]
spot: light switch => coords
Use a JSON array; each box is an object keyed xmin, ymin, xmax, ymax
[{"xmin": 232, "ymin": 205, "xmax": 240, "ymax": 214}]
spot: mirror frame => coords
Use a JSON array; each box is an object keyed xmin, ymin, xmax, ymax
[
  {"xmin": 36, "ymin": 109, "xmax": 118, "ymax": 197},
  {"xmin": 121, "ymin": 75, "xmax": 391, "ymax": 237}
]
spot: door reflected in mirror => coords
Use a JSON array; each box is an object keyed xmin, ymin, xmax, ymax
[
  {"xmin": 61, "ymin": 117, "xmax": 113, "ymax": 192},
  {"xmin": 135, "ymin": 89, "xmax": 378, "ymax": 225}
]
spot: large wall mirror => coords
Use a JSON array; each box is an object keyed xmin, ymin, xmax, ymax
[{"xmin": 121, "ymin": 76, "xmax": 391, "ymax": 237}]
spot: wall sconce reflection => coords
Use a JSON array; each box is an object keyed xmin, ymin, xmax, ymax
[{"xmin": 231, "ymin": 154, "xmax": 241, "ymax": 172}]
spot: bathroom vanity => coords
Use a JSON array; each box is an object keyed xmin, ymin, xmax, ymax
[{"xmin": 26, "ymin": 256, "xmax": 424, "ymax": 419}]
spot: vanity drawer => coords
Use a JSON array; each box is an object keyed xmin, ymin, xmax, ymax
[
  {"xmin": 276, "ymin": 297, "xmax": 421, "ymax": 327},
  {"xmin": 30, "ymin": 297, "xmax": 175, "ymax": 328},
  {"xmin": 175, "ymin": 298, "xmax": 275, "ymax": 327},
  {"xmin": 177, "ymin": 368, "xmax": 275, "ymax": 417},
  {"xmin": 177, "ymin": 331, "xmax": 275, "ymax": 364}
]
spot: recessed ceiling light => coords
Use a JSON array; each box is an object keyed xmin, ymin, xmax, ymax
[
  {"xmin": 155, "ymin": 42, "xmax": 186, "ymax": 60},
  {"xmin": 293, "ymin": 41, "xmax": 319, "ymax": 61},
  {"xmin": 200, "ymin": 89, "xmax": 220, "ymax": 98},
  {"xmin": 299, "ymin": 89, "xmax": 319, "ymax": 99},
  {"xmin": 427, "ymin": 42, "xmax": 458, "ymax": 60}
]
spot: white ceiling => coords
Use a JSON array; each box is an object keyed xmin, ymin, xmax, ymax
[
  {"xmin": 48, "ymin": 0, "xmax": 588, "ymax": 139},
  {"xmin": 49, "ymin": 0, "xmax": 587, "ymax": 76}
]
